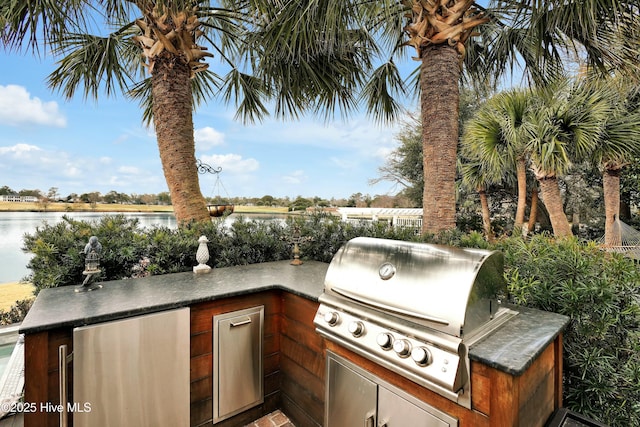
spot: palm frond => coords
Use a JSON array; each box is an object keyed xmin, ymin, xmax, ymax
[
  {"xmin": 0, "ymin": 0, "xmax": 87, "ymax": 51},
  {"xmin": 47, "ymin": 31, "xmax": 134, "ymax": 99},
  {"xmin": 361, "ymin": 61, "xmax": 406, "ymax": 124},
  {"xmin": 220, "ymin": 68, "xmax": 269, "ymax": 124}
]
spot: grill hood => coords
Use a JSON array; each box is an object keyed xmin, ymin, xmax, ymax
[{"xmin": 323, "ymin": 237, "xmax": 507, "ymax": 338}]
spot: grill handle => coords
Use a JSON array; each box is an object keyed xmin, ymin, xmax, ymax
[{"xmin": 332, "ymin": 287, "xmax": 449, "ymax": 326}]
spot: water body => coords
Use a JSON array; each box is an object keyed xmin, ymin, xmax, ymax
[{"xmin": 0, "ymin": 211, "xmax": 179, "ymax": 283}]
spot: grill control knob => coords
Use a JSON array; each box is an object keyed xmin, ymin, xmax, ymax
[
  {"xmin": 323, "ymin": 311, "xmax": 340, "ymax": 326},
  {"xmin": 393, "ymin": 339, "xmax": 412, "ymax": 358},
  {"xmin": 376, "ymin": 333, "xmax": 394, "ymax": 350},
  {"xmin": 348, "ymin": 321, "xmax": 365, "ymax": 337},
  {"xmin": 411, "ymin": 347, "xmax": 433, "ymax": 366}
]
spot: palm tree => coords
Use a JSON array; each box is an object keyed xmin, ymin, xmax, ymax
[
  {"xmin": 586, "ymin": 78, "xmax": 640, "ymax": 246},
  {"xmin": 526, "ymin": 78, "xmax": 610, "ymax": 237},
  {"xmin": 462, "ymin": 89, "xmax": 530, "ymax": 234},
  {"xmin": 362, "ymin": 0, "xmax": 638, "ymax": 234},
  {"xmin": 459, "ymin": 160, "xmax": 498, "ymax": 241},
  {"xmin": 0, "ymin": 0, "xmax": 371, "ymax": 224}
]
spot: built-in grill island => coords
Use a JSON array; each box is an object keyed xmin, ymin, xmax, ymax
[
  {"xmin": 20, "ymin": 239, "xmax": 569, "ymax": 427},
  {"xmin": 314, "ymin": 237, "xmax": 562, "ymax": 427}
]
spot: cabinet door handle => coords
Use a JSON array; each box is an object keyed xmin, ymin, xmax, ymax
[
  {"xmin": 230, "ymin": 318, "xmax": 252, "ymax": 327},
  {"xmin": 58, "ymin": 345, "xmax": 69, "ymax": 427},
  {"xmin": 365, "ymin": 413, "xmax": 375, "ymax": 427}
]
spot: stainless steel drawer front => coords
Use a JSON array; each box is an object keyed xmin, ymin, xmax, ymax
[{"xmin": 213, "ymin": 306, "xmax": 264, "ymax": 423}]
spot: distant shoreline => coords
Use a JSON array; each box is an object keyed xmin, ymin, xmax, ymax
[
  {"xmin": 0, "ymin": 281, "xmax": 35, "ymax": 311},
  {"xmin": 0, "ymin": 201, "xmax": 290, "ymax": 215}
]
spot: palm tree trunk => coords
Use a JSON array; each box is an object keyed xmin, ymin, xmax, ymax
[
  {"xmin": 151, "ymin": 53, "xmax": 210, "ymax": 224},
  {"xmin": 526, "ymin": 185, "xmax": 539, "ymax": 236},
  {"xmin": 537, "ymin": 176, "xmax": 573, "ymax": 237},
  {"xmin": 603, "ymin": 168, "xmax": 622, "ymax": 246},
  {"xmin": 420, "ymin": 44, "xmax": 459, "ymax": 234},
  {"xmin": 514, "ymin": 157, "xmax": 527, "ymax": 232},
  {"xmin": 478, "ymin": 188, "xmax": 494, "ymax": 242}
]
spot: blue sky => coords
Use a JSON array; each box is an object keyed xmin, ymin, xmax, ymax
[{"xmin": 0, "ymin": 49, "xmax": 418, "ymax": 201}]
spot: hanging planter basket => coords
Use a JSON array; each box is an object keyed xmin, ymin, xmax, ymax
[
  {"xmin": 208, "ymin": 204, "xmax": 234, "ymax": 217},
  {"xmin": 197, "ymin": 159, "xmax": 234, "ymax": 218}
]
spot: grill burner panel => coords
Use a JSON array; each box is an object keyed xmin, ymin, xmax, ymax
[
  {"xmin": 315, "ymin": 295, "xmax": 464, "ymax": 401},
  {"xmin": 314, "ymin": 237, "xmax": 516, "ymax": 409}
]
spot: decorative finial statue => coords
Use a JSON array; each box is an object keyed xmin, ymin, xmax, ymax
[
  {"xmin": 193, "ymin": 235, "xmax": 212, "ymax": 274},
  {"xmin": 76, "ymin": 236, "xmax": 103, "ymax": 292},
  {"xmin": 289, "ymin": 225, "xmax": 312, "ymax": 266}
]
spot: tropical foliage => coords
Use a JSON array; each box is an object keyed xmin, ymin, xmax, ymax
[
  {"xmin": 501, "ymin": 235, "xmax": 640, "ymax": 426},
  {"xmin": 461, "ymin": 76, "xmax": 640, "ymax": 240}
]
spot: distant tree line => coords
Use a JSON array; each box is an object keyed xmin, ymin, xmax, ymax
[{"xmin": 0, "ymin": 185, "xmax": 415, "ymax": 210}]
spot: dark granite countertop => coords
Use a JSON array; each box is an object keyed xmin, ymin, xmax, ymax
[
  {"xmin": 469, "ymin": 304, "xmax": 570, "ymax": 375},
  {"xmin": 20, "ymin": 260, "xmax": 569, "ymax": 377},
  {"xmin": 20, "ymin": 260, "xmax": 328, "ymax": 335}
]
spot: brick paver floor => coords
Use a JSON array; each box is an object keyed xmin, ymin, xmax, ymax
[{"xmin": 244, "ymin": 410, "xmax": 295, "ymax": 427}]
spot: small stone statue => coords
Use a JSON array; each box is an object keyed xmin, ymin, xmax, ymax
[
  {"xmin": 76, "ymin": 236, "xmax": 103, "ymax": 292},
  {"xmin": 289, "ymin": 225, "xmax": 312, "ymax": 266},
  {"xmin": 193, "ymin": 235, "xmax": 212, "ymax": 274}
]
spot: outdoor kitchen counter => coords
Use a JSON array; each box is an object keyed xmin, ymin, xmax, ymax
[
  {"xmin": 20, "ymin": 259, "xmax": 569, "ymax": 377},
  {"xmin": 469, "ymin": 304, "xmax": 569, "ymax": 376},
  {"xmin": 19, "ymin": 260, "xmax": 328, "ymax": 334}
]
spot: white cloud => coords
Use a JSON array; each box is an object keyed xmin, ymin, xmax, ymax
[
  {"xmin": 195, "ymin": 126, "xmax": 225, "ymax": 150},
  {"xmin": 0, "ymin": 143, "xmax": 41, "ymax": 157},
  {"xmin": 200, "ymin": 153, "xmax": 259, "ymax": 174},
  {"xmin": 0, "ymin": 85, "xmax": 67, "ymax": 127},
  {"xmin": 282, "ymin": 170, "xmax": 307, "ymax": 184},
  {"xmin": 229, "ymin": 116, "xmax": 399, "ymax": 160},
  {"xmin": 0, "ymin": 143, "xmax": 163, "ymax": 195}
]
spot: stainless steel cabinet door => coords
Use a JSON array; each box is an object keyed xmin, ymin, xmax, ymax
[
  {"xmin": 73, "ymin": 308, "xmax": 190, "ymax": 427},
  {"xmin": 213, "ymin": 306, "xmax": 264, "ymax": 423},
  {"xmin": 378, "ymin": 386, "xmax": 450, "ymax": 427},
  {"xmin": 326, "ymin": 356, "xmax": 377, "ymax": 427}
]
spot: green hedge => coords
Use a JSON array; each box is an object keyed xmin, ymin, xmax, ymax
[
  {"xmin": 20, "ymin": 214, "xmax": 640, "ymax": 426},
  {"xmin": 497, "ymin": 235, "xmax": 640, "ymax": 426}
]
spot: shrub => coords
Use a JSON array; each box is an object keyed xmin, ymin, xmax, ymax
[
  {"xmin": 0, "ymin": 298, "xmax": 34, "ymax": 325},
  {"xmin": 498, "ymin": 235, "xmax": 640, "ymax": 426}
]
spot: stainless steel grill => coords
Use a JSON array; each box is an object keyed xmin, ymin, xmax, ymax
[{"xmin": 314, "ymin": 237, "xmax": 517, "ymax": 409}]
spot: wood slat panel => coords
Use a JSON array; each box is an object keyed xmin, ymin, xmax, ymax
[
  {"xmin": 471, "ymin": 362, "xmax": 491, "ymax": 416},
  {"xmin": 280, "ymin": 355, "xmax": 325, "ymax": 404},
  {"xmin": 519, "ymin": 369, "xmax": 555, "ymax": 427},
  {"xmin": 191, "ymin": 331, "xmax": 212, "ymax": 358},
  {"xmin": 24, "ymin": 332, "xmax": 50, "ymax": 427},
  {"xmin": 190, "ymin": 353, "xmax": 212, "ymax": 382},
  {"xmin": 281, "ymin": 393, "xmax": 322, "ymax": 427},
  {"xmin": 280, "ymin": 315, "xmax": 324, "ymax": 353},
  {"xmin": 281, "ymin": 335, "xmax": 324, "ymax": 379},
  {"xmin": 280, "ymin": 370, "xmax": 324, "ymax": 425},
  {"xmin": 282, "ymin": 293, "xmax": 318, "ymax": 325},
  {"xmin": 518, "ymin": 344, "xmax": 554, "ymax": 408},
  {"xmin": 280, "ymin": 293, "xmax": 325, "ymax": 427}
]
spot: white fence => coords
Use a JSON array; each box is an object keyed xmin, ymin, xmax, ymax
[{"xmin": 337, "ymin": 208, "xmax": 423, "ymax": 231}]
